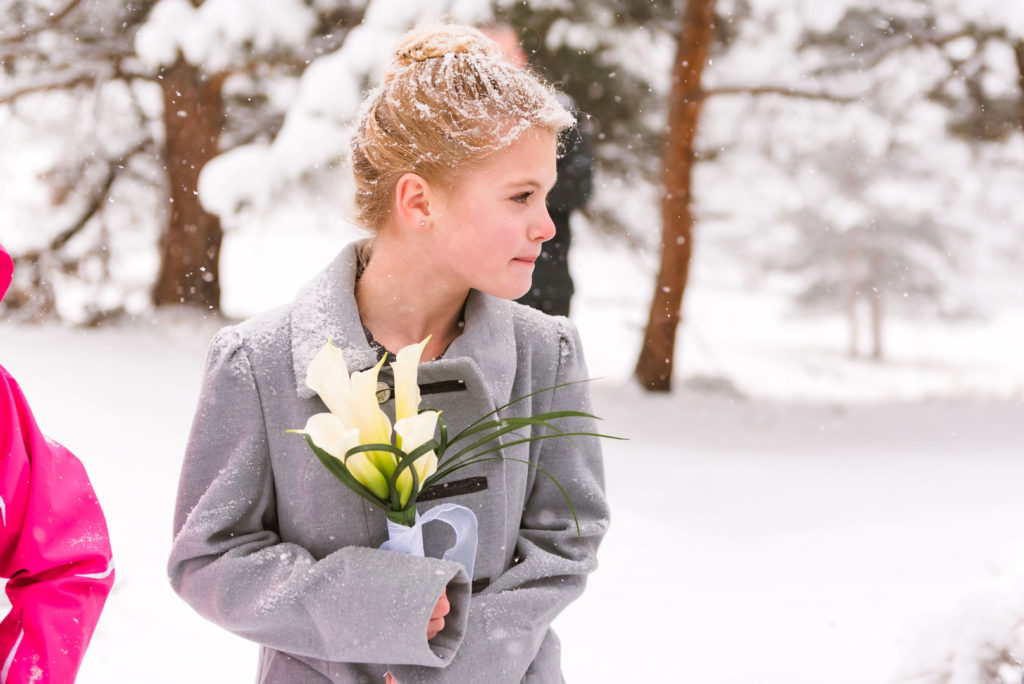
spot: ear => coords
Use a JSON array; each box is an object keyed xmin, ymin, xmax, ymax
[{"xmin": 393, "ymin": 172, "xmax": 434, "ymax": 230}]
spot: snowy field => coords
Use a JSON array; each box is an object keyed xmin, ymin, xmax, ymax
[{"xmin": 2, "ymin": 225, "xmax": 1023, "ymax": 683}]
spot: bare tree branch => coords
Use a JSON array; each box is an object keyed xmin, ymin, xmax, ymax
[
  {"xmin": 1, "ymin": 36, "xmax": 136, "ymax": 62},
  {"xmin": 0, "ymin": 0, "xmax": 85, "ymax": 44},
  {"xmin": 812, "ymin": 26, "xmax": 1012, "ymax": 77},
  {"xmin": 0, "ymin": 73, "xmax": 96, "ymax": 103},
  {"xmin": 19, "ymin": 137, "xmax": 155, "ymax": 259},
  {"xmin": 697, "ymin": 85, "xmax": 866, "ymax": 103}
]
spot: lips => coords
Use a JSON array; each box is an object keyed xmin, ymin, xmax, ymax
[{"xmin": 513, "ymin": 254, "xmax": 539, "ymax": 264}]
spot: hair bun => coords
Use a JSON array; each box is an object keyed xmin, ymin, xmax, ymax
[{"xmin": 389, "ymin": 24, "xmax": 500, "ymax": 70}]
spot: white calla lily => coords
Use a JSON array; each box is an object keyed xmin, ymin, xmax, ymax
[
  {"xmin": 296, "ymin": 336, "xmax": 453, "ymax": 517},
  {"xmin": 347, "ymin": 356, "xmax": 396, "ymax": 478},
  {"xmin": 343, "ymin": 451, "xmax": 392, "ymax": 501},
  {"xmin": 292, "ymin": 413, "xmax": 390, "ymax": 500},
  {"xmin": 305, "ymin": 339, "xmax": 355, "ymax": 425},
  {"xmin": 394, "ymin": 411, "xmax": 440, "ymax": 506},
  {"xmin": 298, "ymin": 412, "xmax": 360, "ymax": 460},
  {"xmin": 392, "ymin": 337, "xmax": 429, "ymax": 422}
]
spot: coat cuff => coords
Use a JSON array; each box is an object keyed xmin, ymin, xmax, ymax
[{"xmin": 305, "ymin": 546, "xmax": 471, "ymax": 667}]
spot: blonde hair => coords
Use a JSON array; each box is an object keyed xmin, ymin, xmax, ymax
[{"xmin": 350, "ymin": 23, "xmax": 574, "ymax": 230}]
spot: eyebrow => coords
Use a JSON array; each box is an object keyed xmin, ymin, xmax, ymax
[{"xmin": 505, "ymin": 178, "xmax": 556, "ymax": 190}]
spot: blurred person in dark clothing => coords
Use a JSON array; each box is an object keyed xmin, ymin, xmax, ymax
[{"xmin": 480, "ymin": 23, "xmax": 594, "ymax": 317}]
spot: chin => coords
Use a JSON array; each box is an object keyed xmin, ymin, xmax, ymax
[{"xmin": 478, "ymin": 280, "xmax": 532, "ymax": 301}]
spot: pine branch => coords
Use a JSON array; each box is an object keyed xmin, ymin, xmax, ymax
[{"xmin": 0, "ymin": 61, "xmax": 155, "ymax": 104}]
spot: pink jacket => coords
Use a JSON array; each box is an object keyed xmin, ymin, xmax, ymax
[{"xmin": 0, "ymin": 245, "xmax": 114, "ymax": 683}]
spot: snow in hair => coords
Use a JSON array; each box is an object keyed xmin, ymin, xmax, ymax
[{"xmin": 351, "ymin": 23, "xmax": 575, "ymax": 230}]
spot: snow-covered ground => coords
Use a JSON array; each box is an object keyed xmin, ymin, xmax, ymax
[{"xmin": 1, "ymin": 225, "xmax": 1022, "ymax": 683}]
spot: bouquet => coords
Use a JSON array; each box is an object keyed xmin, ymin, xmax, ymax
[{"xmin": 290, "ymin": 336, "xmax": 617, "ymax": 577}]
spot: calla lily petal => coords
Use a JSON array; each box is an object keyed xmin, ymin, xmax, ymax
[
  {"xmin": 306, "ymin": 338, "xmax": 350, "ymax": 394},
  {"xmin": 394, "ymin": 411, "xmax": 440, "ymax": 506},
  {"xmin": 344, "ymin": 451, "xmax": 391, "ymax": 500},
  {"xmin": 306, "ymin": 339, "xmax": 354, "ymax": 421},
  {"xmin": 296, "ymin": 413, "xmax": 360, "ymax": 460},
  {"xmin": 394, "ymin": 449, "xmax": 439, "ymax": 507},
  {"xmin": 394, "ymin": 411, "xmax": 439, "ymax": 456},
  {"xmin": 349, "ymin": 356, "xmax": 396, "ymax": 478},
  {"xmin": 392, "ymin": 337, "xmax": 429, "ymax": 423},
  {"xmin": 412, "ymin": 451, "xmax": 438, "ymax": 490}
]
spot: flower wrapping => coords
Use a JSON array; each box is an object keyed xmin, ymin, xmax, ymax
[{"xmin": 380, "ymin": 503, "xmax": 478, "ymax": 579}]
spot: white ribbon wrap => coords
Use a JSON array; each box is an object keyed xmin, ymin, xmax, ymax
[{"xmin": 380, "ymin": 503, "xmax": 479, "ymax": 579}]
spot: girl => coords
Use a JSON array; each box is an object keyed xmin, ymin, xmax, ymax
[
  {"xmin": 168, "ymin": 24, "xmax": 608, "ymax": 683},
  {"xmin": 1, "ymin": 244, "xmax": 115, "ymax": 683}
]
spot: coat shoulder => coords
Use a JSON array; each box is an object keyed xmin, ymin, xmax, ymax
[
  {"xmin": 207, "ymin": 302, "xmax": 294, "ymax": 373},
  {"xmin": 507, "ymin": 300, "xmax": 580, "ymax": 369}
]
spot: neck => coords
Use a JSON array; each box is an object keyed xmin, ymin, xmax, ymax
[{"xmin": 355, "ymin": 234, "xmax": 468, "ymax": 360}]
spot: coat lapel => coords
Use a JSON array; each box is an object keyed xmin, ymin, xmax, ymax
[
  {"xmin": 290, "ymin": 242, "xmax": 517, "ymax": 410},
  {"xmin": 290, "ymin": 243, "xmax": 378, "ymax": 400},
  {"xmin": 443, "ymin": 290, "xmax": 516, "ymax": 410}
]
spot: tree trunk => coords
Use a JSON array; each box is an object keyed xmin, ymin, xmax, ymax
[
  {"xmin": 845, "ymin": 245, "xmax": 859, "ymax": 359},
  {"xmin": 1014, "ymin": 39, "xmax": 1024, "ymax": 132},
  {"xmin": 869, "ymin": 280, "xmax": 883, "ymax": 361},
  {"xmin": 634, "ymin": 0, "xmax": 717, "ymax": 391},
  {"xmin": 152, "ymin": 56, "xmax": 225, "ymax": 310}
]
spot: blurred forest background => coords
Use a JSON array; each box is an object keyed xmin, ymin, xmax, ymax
[
  {"xmin": 4, "ymin": 3, "xmax": 1024, "ymax": 682},
  {"xmin": 1, "ymin": 0, "xmax": 1021, "ymax": 391}
]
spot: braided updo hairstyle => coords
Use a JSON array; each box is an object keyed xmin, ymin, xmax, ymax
[{"xmin": 350, "ymin": 23, "xmax": 575, "ymax": 231}]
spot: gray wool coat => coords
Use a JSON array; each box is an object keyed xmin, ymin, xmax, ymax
[{"xmin": 168, "ymin": 242, "xmax": 609, "ymax": 683}]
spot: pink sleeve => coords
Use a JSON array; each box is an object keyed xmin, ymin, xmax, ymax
[{"xmin": 0, "ymin": 365, "xmax": 114, "ymax": 684}]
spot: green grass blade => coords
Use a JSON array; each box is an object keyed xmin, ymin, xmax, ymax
[
  {"xmin": 430, "ymin": 430, "xmax": 623, "ymax": 483},
  {"xmin": 434, "ymin": 456, "xmax": 582, "ymax": 537},
  {"xmin": 450, "ymin": 378, "xmax": 599, "ymax": 439}
]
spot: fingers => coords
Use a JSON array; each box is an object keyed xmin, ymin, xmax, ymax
[
  {"xmin": 431, "ymin": 588, "xmax": 450, "ymax": 619},
  {"xmin": 427, "ymin": 614, "xmax": 445, "ymax": 640},
  {"xmin": 427, "ymin": 588, "xmax": 450, "ymax": 640}
]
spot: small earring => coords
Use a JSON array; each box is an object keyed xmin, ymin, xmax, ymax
[{"xmin": 419, "ymin": 220, "xmax": 426, "ymax": 227}]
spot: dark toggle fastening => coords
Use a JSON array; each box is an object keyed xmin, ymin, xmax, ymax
[{"xmin": 374, "ymin": 379, "xmax": 466, "ymax": 404}]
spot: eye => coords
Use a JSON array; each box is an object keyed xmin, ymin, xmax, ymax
[{"xmin": 511, "ymin": 191, "xmax": 533, "ymax": 204}]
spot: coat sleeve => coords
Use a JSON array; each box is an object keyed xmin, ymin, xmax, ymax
[
  {"xmin": 389, "ymin": 319, "xmax": 610, "ymax": 683},
  {"xmin": 167, "ymin": 328, "xmax": 472, "ymax": 667},
  {"xmin": 0, "ymin": 366, "xmax": 115, "ymax": 684}
]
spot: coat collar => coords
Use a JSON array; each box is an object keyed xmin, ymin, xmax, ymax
[{"xmin": 290, "ymin": 241, "xmax": 517, "ymax": 410}]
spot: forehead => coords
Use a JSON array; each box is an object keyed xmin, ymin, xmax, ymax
[{"xmin": 463, "ymin": 128, "xmax": 558, "ymax": 184}]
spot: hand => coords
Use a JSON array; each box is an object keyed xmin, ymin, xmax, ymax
[{"xmin": 427, "ymin": 587, "xmax": 450, "ymax": 641}]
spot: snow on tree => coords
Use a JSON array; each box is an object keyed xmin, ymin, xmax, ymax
[
  {"xmin": 632, "ymin": 0, "xmax": 872, "ymax": 390},
  {"xmin": 198, "ymin": 0, "xmax": 492, "ymax": 239},
  {"xmin": 768, "ymin": 114, "xmax": 965, "ymax": 360},
  {"xmin": 772, "ymin": 0, "xmax": 1024, "ymax": 356},
  {"xmin": 0, "ymin": 0, "xmax": 368, "ymax": 320}
]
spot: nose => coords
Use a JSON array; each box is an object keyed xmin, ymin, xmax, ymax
[{"xmin": 531, "ymin": 209, "xmax": 556, "ymax": 243}]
